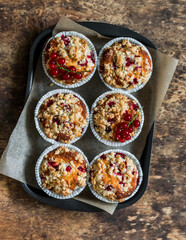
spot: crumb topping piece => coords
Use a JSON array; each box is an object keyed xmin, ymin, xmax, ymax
[
  {"xmin": 38, "ymin": 93, "xmax": 88, "ymax": 143},
  {"xmin": 44, "ymin": 35, "xmax": 95, "ymax": 85},
  {"xmin": 93, "ymin": 93, "xmax": 142, "ymax": 143},
  {"xmin": 40, "ymin": 146, "xmax": 87, "ymax": 196},
  {"xmin": 100, "ymin": 39, "xmax": 152, "ymax": 90},
  {"xmin": 89, "ymin": 152, "xmax": 139, "ymax": 202}
]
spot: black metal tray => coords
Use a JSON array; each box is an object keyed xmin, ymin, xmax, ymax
[{"xmin": 22, "ymin": 22, "xmax": 156, "ymax": 212}]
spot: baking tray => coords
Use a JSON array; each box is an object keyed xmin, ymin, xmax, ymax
[{"xmin": 21, "ymin": 22, "xmax": 156, "ymax": 212}]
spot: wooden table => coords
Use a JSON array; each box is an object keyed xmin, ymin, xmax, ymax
[{"xmin": 0, "ymin": 1, "xmax": 185, "ymax": 239}]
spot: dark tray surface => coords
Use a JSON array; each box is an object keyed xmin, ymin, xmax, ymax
[{"xmin": 22, "ymin": 22, "xmax": 156, "ymax": 212}]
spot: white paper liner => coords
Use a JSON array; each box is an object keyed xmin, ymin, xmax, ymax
[
  {"xmin": 34, "ymin": 89, "xmax": 89, "ymax": 145},
  {"xmin": 87, "ymin": 149, "xmax": 143, "ymax": 203},
  {"xmin": 42, "ymin": 31, "xmax": 98, "ymax": 88},
  {"xmin": 90, "ymin": 90, "xmax": 144, "ymax": 147},
  {"xmin": 35, "ymin": 143, "xmax": 89, "ymax": 199},
  {"xmin": 98, "ymin": 37, "xmax": 153, "ymax": 93}
]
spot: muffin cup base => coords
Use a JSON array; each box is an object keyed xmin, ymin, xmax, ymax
[
  {"xmin": 34, "ymin": 89, "xmax": 90, "ymax": 145},
  {"xmin": 42, "ymin": 31, "xmax": 98, "ymax": 89},
  {"xmin": 88, "ymin": 149, "xmax": 143, "ymax": 203},
  {"xmin": 35, "ymin": 144, "xmax": 89, "ymax": 199},
  {"xmin": 90, "ymin": 90, "xmax": 144, "ymax": 147},
  {"xmin": 98, "ymin": 37, "xmax": 153, "ymax": 93}
]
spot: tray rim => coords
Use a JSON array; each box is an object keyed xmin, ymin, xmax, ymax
[{"xmin": 22, "ymin": 22, "xmax": 156, "ymax": 212}]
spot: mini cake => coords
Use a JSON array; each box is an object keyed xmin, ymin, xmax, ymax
[
  {"xmin": 37, "ymin": 92, "xmax": 88, "ymax": 144},
  {"xmin": 99, "ymin": 38, "xmax": 152, "ymax": 91},
  {"xmin": 39, "ymin": 146, "xmax": 87, "ymax": 196},
  {"xmin": 92, "ymin": 92, "xmax": 143, "ymax": 143},
  {"xmin": 43, "ymin": 33, "xmax": 96, "ymax": 86},
  {"xmin": 89, "ymin": 151, "xmax": 140, "ymax": 202}
]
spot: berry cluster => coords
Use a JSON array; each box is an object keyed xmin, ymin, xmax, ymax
[
  {"xmin": 48, "ymin": 52, "xmax": 83, "ymax": 81},
  {"xmin": 115, "ymin": 112, "xmax": 141, "ymax": 143}
]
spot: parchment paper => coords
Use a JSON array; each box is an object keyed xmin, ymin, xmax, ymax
[{"xmin": 0, "ymin": 16, "xmax": 178, "ymax": 214}]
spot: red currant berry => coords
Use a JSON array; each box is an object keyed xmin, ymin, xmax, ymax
[
  {"xmin": 124, "ymin": 114, "xmax": 131, "ymax": 121},
  {"xmin": 105, "ymin": 126, "xmax": 112, "ymax": 133},
  {"xmin": 106, "ymin": 185, "xmax": 113, "ymax": 191},
  {"xmin": 49, "ymin": 60, "xmax": 56, "ymax": 65},
  {"xmin": 47, "ymin": 100, "xmax": 54, "ymax": 107},
  {"xmin": 120, "ymin": 122, "xmax": 128, "ymax": 129},
  {"xmin": 58, "ymin": 58, "xmax": 66, "ymax": 65},
  {"xmin": 107, "ymin": 117, "xmax": 116, "ymax": 124},
  {"xmin": 133, "ymin": 78, "xmax": 138, "ymax": 84},
  {"xmin": 100, "ymin": 154, "xmax": 106, "ymax": 159},
  {"xmin": 133, "ymin": 120, "xmax": 140, "ymax": 127},
  {"xmin": 66, "ymin": 166, "xmax": 72, "ymax": 172},
  {"xmin": 74, "ymin": 73, "xmax": 82, "ymax": 79},
  {"xmin": 108, "ymin": 101, "xmax": 116, "ymax": 107},
  {"xmin": 51, "ymin": 69, "xmax": 58, "ymax": 76},
  {"xmin": 115, "ymin": 134, "xmax": 121, "ymax": 141},
  {"xmin": 50, "ymin": 53, "xmax": 57, "ymax": 59},
  {"xmin": 119, "ymin": 138, "xmax": 125, "ymax": 143},
  {"xmin": 63, "ymin": 73, "xmax": 71, "ymax": 80},
  {"xmin": 122, "ymin": 130, "xmax": 129, "ymax": 136},
  {"xmin": 131, "ymin": 103, "xmax": 139, "ymax": 110},
  {"xmin": 128, "ymin": 126, "xmax": 133, "ymax": 133},
  {"xmin": 68, "ymin": 66, "xmax": 76, "ymax": 73},
  {"xmin": 116, "ymin": 128, "xmax": 122, "ymax": 135},
  {"xmin": 77, "ymin": 166, "xmax": 85, "ymax": 172},
  {"xmin": 49, "ymin": 63, "xmax": 56, "ymax": 69},
  {"xmin": 125, "ymin": 135, "xmax": 131, "ymax": 140}
]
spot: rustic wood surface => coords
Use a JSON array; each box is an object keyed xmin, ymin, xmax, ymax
[{"xmin": 0, "ymin": 0, "xmax": 185, "ymax": 239}]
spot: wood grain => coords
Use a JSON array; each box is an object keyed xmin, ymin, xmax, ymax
[{"xmin": 0, "ymin": 0, "xmax": 185, "ymax": 239}]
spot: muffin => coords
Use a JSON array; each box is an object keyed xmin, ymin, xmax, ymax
[
  {"xmin": 35, "ymin": 90, "xmax": 89, "ymax": 144},
  {"xmin": 99, "ymin": 38, "xmax": 152, "ymax": 92},
  {"xmin": 91, "ymin": 91, "xmax": 144, "ymax": 146},
  {"xmin": 88, "ymin": 150, "xmax": 143, "ymax": 202},
  {"xmin": 35, "ymin": 145, "xmax": 88, "ymax": 198},
  {"xmin": 43, "ymin": 31, "xmax": 97, "ymax": 88}
]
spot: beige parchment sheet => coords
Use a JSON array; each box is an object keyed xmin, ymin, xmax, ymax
[{"xmin": 0, "ymin": 16, "xmax": 178, "ymax": 214}]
